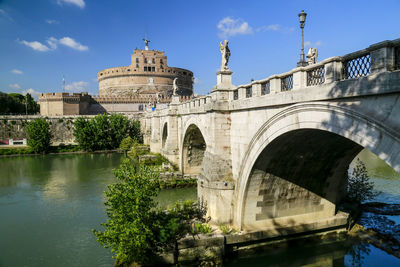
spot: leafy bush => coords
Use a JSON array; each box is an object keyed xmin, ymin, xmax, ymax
[
  {"xmin": 347, "ymin": 158, "xmax": 380, "ymax": 203},
  {"xmin": 94, "ymin": 160, "xmax": 206, "ymax": 266},
  {"xmin": 219, "ymin": 224, "xmax": 232, "ymax": 235},
  {"xmin": 191, "ymin": 222, "xmax": 212, "ymax": 235},
  {"xmin": 0, "ymin": 147, "xmax": 34, "ymax": 155},
  {"xmin": 26, "ymin": 118, "xmax": 52, "ymax": 153},
  {"xmin": 119, "ymin": 136, "xmax": 135, "ymax": 156},
  {"xmin": 73, "ymin": 114, "xmax": 142, "ymax": 151},
  {"xmin": 93, "ymin": 159, "xmax": 160, "ymax": 264}
]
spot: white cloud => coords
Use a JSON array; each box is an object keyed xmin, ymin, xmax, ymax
[
  {"xmin": 193, "ymin": 77, "xmax": 201, "ymax": 85},
  {"xmin": 11, "ymin": 69, "xmax": 23, "ymax": 74},
  {"xmin": 59, "ymin": 37, "xmax": 88, "ymax": 51},
  {"xmin": 57, "ymin": 0, "xmax": 85, "ymax": 9},
  {"xmin": 19, "ymin": 37, "xmax": 88, "ymax": 52},
  {"xmin": 256, "ymin": 24, "xmax": 294, "ymax": 34},
  {"xmin": 22, "ymin": 88, "xmax": 41, "ymax": 100},
  {"xmin": 305, "ymin": 40, "xmax": 322, "ymax": 48},
  {"xmin": 46, "ymin": 19, "xmax": 59, "ymax": 24},
  {"xmin": 9, "ymin": 83, "xmax": 21, "ymax": 89},
  {"xmin": 46, "ymin": 37, "xmax": 58, "ymax": 50},
  {"xmin": 257, "ymin": 24, "xmax": 280, "ymax": 32},
  {"xmin": 65, "ymin": 81, "xmax": 89, "ymax": 92},
  {"xmin": 0, "ymin": 9, "xmax": 13, "ymax": 21},
  {"xmin": 19, "ymin": 40, "xmax": 50, "ymax": 52},
  {"xmin": 217, "ymin": 17, "xmax": 253, "ymax": 39}
]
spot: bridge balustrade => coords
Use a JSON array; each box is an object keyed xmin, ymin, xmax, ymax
[
  {"xmin": 342, "ymin": 52, "xmax": 371, "ymax": 80},
  {"xmin": 245, "ymin": 86, "xmax": 252, "ymax": 98},
  {"xmin": 261, "ymin": 81, "xmax": 270, "ymax": 95},
  {"xmin": 306, "ymin": 65, "xmax": 325, "ymax": 86},
  {"xmin": 233, "ymin": 89, "xmax": 238, "ymax": 100},
  {"xmin": 281, "ymin": 74, "xmax": 293, "ymax": 91}
]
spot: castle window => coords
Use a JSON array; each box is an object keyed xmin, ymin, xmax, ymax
[
  {"xmin": 183, "ymin": 72, "xmax": 187, "ymax": 75},
  {"xmin": 168, "ymin": 70, "xmax": 170, "ymax": 73},
  {"xmin": 136, "ymin": 64, "xmax": 139, "ymax": 68},
  {"xmin": 136, "ymin": 58, "xmax": 139, "ymax": 63},
  {"xmin": 139, "ymin": 104, "xmax": 143, "ymax": 111},
  {"xmin": 127, "ymin": 69, "xmax": 130, "ymax": 71},
  {"xmin": 152, "ymin": 58, "xmax": 155, "ymax": 64},
  {"xmin": 152, "ymin": 67, "xmax": 155, "ymax": 72},
  {"xmin": 160, "ymin": 59, "xmax": 163, "ymax": 64},
  {"xmin": 144, "ymin": 58, "xmax": 147, "ymax": 64},
  {"xmin": 144, "ymin": 67, "xmax": 147, "ymax": 72},
  {"xmin": 160, "ymin": 64, "xmax": 163, "ymax": 69}
]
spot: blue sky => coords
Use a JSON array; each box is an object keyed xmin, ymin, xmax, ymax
[{"xmin": 1, "ymin": 0, "xmax": 400, "ymax": 98}]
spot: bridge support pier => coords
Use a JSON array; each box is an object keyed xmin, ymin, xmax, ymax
[{"xmin": 162, "ymin": 115, "xmax": 180, "ymax": 166}]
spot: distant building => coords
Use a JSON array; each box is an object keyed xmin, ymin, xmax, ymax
[
  {"xmin": 98, "ymin": 48, "xmax": 193, "ymax": 97},
  {"xmin": 39, "ymin": 42, "xmax": 194, "ymax": 116}
]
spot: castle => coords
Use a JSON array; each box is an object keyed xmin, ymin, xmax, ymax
[{"xmin": 39, "ymin": 41, "xmax": 194, "ymax": 116}]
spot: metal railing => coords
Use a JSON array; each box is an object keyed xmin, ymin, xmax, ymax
[
  {"xmin": 233, "ymin": 90, "xmax": 238, "ymax": 100},
  {"xmin": 307, "ymin": 66, "xmax": 325, "ymax": 86},
  {"xmin": 342, "ymin": 53, "xmax": 371, "ymax": 79},
  {"xmin": 261, "ymin": 81, "xmax": 270, "ymax": 95},
  {"xmin": 246, "ymin": 86, "xmax": 252, "ymax": 98},
  {"xmin": 395, "ymin": 46, "xmax": 400, "ymax": 70},
  {"xmin": 281, "ymin": 75, "xmax": 293, "ymax": 91}
]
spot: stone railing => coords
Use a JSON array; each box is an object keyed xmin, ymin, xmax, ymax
[
  {"xmin": 228, "ymin": 37, "xmax": 400, "ymax": 101},
  {"xmin": 149, "ymin": 38, "xmax": 400, "ymax": 116}
]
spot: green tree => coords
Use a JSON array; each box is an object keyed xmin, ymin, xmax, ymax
[
  {"xmin": 347, "ymin": 158, "xmax": 380, "ymax": 203},
  {"xmin": 0, "ymin": 92, "xmax": 40, "ymax": 114},
  {"xmin": 26, "ymin": 118, "xmax": 52, "ymax": 153},
  {"xmin": 119, "ymin": 136, "xmax": 135, "ymax": 156},
  {"xmin": 25, "ymin": 93, "xmax": 40, "ymax": 114},
  {"xmin": 93, "ymin": 159, "xmax": 161, "ymax": 265},
  {"xmin": 73, "ymin": 114, "xmax": 142, "ymax": 151},
  {"xmin": 73, "ymin": 117, "xmax": 97, "ymax": 151}
]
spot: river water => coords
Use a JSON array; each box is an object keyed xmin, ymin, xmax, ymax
[{"xmin": 0, "ymin": 150, "xmax": 399, "ymax": 266}]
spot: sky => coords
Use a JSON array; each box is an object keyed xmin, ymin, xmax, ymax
[{"xmin": 1, "ymin": 0, "xmax": 400, "ymax": 99}]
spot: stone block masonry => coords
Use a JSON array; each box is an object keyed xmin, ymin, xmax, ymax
[
  {"xmin": 145, "ymin": 37, "xmax": 400, "ymax": 233},
  {"xmin": 0, "ymin": 114, "xmax": 141, "ymax": 145}
]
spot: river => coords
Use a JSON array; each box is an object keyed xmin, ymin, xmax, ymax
[{"xmin": 0, "ymin": 150, "xmax": 399, "ymax": 266}]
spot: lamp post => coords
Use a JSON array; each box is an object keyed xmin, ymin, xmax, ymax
[{"xmin": 297, "ymin": 10, "xmax": 308, "ymax": 67}]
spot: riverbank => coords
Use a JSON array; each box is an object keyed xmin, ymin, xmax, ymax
[{"xmin": 0, "ymin": 145, "xmax": 122, "ymax": 157}]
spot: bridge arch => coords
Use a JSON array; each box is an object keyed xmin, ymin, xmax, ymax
[
  {"xmin": 181, "ymin": 123, "xmax": 207, "ymax": 175},
  {"xmin": 235, "ymin": 102, "xmax": 400, "ymax": 230}
]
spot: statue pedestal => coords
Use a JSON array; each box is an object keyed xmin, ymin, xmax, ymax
[
  {"xmin": 214, "ymin": 70, "xmax": 234, "ymax": 91},
  {"xmin": 212, "ymin": 70, "xmax": 234, "ymax": 102},
  {"xmin": 170, "ymin": 95, "xmax": 180, "ymax": 105}
]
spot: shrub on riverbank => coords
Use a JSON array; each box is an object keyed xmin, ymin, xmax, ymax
[
  {"xmin": 73, "ymin": 114, "xmax": 142, "ymax": 151},
  {"xmin": 347, "ymin": 158, "xmax": 380, "ymax": 204},
  {"xmin": 93, "ymin": 159, "xmax": 206, "ymax": 266},
  {"xmin": 26, "ymin": 118, "xmax": 52, "ymax": 153}
]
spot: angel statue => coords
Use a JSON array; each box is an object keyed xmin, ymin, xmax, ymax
[
  {"xmin": 172, "ymin": 78, "xmax": 178, "ymax": 96},
  {"xmin": 219, "ymin": 40, "xmax": 231, "ymax": 71},
  {"xmin": 306, "ymin": 48, "xmax": 318, "ymax": 65}
]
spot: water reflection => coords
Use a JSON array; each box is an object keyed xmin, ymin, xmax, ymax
[
  {"xmin": 0, "ymin": 153, "xmax": 125, "ymax": 266},
  {"xmin": 0, "ymin": 153, "xmax": 198, "ymax": 267}
]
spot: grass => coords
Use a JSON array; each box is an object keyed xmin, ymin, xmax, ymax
[{"xmin": 0, "ymin": 144, "xmax": 81, "ymax": 155}]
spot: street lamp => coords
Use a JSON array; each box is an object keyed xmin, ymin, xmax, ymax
[{"xmin": 297, "ymin": 10, "xmax": 308, "ymax": 67}]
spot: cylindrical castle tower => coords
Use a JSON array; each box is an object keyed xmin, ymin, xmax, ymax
[{"xmin": 98, "ymin": 48, "xmax": 193, "ymax": 97}]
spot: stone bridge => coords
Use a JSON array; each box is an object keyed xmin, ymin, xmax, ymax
[{"xmin": 142, "ymin": 38, "xmax": 400, "ymax": 234}]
